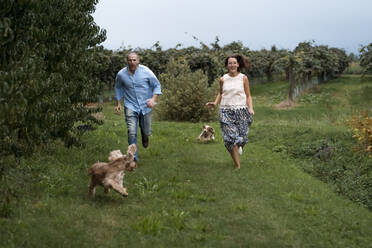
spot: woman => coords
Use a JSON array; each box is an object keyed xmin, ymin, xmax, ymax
[{"xmin": 206, "ymin": 54, "xmax": 254, "ymax": 169}]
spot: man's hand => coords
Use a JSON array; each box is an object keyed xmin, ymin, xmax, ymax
[
  {"xmin": 115, "ymin": 103, "xmax": 122, "ymax": 115},
  {"xmin": 146, "ymin": 98, "xmax": 157, "ymax": 108}
]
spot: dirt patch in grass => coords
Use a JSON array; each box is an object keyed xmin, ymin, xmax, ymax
[{"xmin": 274, "ymin": 99, "xmax": 297, "ymax": 110}]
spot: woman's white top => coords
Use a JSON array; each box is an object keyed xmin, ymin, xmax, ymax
[{"xmin": 220, "ymin": 73, "xmax": 247, "ymax": 109}]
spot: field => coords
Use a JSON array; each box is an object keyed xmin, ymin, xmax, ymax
[{"xmin": 1, "ymin": 76, "xmax": 371, "ymax": 247}]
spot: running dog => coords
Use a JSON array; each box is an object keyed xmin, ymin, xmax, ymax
[
  {"xmin": 88, "ymin": 144, "xmax": 137, "ymax": 199},
  {"xmin": 197, "ymin": 125, "xmax": 215, "ymax": 142}
]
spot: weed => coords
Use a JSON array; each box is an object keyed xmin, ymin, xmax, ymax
[
  {"xmin": 135, "ymin": 176, "xmax": 160, "ymax": 196},
  {"xmin": 132, "ymin": 214, "xmax": 165, "ymax": 235},
  {"xmin": 162, "ymin": 209, "xmax": 190, "ymax": 231}
]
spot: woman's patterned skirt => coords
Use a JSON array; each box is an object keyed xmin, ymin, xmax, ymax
[{"xmin": 219, "ymin": 107, "xmax": 253, "ymax": 152}]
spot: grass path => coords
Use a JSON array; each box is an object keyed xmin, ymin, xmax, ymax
[{"xmin": 1, "ymin": 76, "xmax": 371, "ymax": 247}]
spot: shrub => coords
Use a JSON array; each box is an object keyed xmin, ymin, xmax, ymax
[
  {"xmin": 281, "ymin": 132, "xmax": 372, "ymax": 210},
  {"xmin": 158, "ymin": 57, "xmax": 218, "ymax": 122},
  {"xmin": 350, "ymin": 111, "xmax": 372, "ymax": 155}
]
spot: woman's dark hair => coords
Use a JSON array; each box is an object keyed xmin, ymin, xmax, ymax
[{"xmin": 224, "ymin": 54, "xmax": 251, "ymax": 71}]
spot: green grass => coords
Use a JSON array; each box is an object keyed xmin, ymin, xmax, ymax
[{"xmin": 1, "ymin": 76, "xmax": 372, "ymax": 247}]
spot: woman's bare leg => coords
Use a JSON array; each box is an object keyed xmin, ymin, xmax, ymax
[{"xmin": 230, "ymin": 145, "xmax": 240, "ymax": 169}]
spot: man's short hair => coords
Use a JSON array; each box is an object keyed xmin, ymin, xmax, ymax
[{"xmin": 126, "ymin": 51, "xmax": 139, "ymax": 60}]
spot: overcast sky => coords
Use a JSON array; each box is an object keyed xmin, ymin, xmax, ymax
[{"xmin": 92, "ymin": 0, "xmax": 372, "ymax": 54}]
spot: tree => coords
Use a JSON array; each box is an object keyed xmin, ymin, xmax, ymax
[
  {"xmin": 359, "ymin": 43, "xmax": 372, "ymax": 75},
  {"xmin": 294, "ymin": 42, "xmax": 316, "ymax": 81},
  {"xmin": 258, "ymin": 46, "xmax": 287, "ymax": 82},
  {"xmin": 138, "ymin": 42, "xmax": 170, "ymax": 76},
  {"xmin": 245, "ymin": 50, "xmax": 266, "ymax": 79},
  {"xmin": 0, "ymin": 0, "xmax": 106, "ymax": 216},
  {"xmin": 330, "ymin": 48, "xmax": 349, "ymax": 75},
  {"xmin": 0, "ymin": 0, "xmax": 106, "ymax": 158},
  {"xmin": 274, "ymin": 52, "xmax": 305, "ymax": 101},
  {"xmin": 347, "ymin": 52, "xmax": 359, "ymax": 62},
  {"xmin": 92, "ymin": 47, "xmax": 125, "ymax": 93}
]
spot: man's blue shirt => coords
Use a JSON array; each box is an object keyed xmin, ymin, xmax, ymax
[{"xmin": 115, "ymin": 65, "xmax": 162, "ymax": 115}]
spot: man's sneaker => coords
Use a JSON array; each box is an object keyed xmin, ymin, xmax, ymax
[
  {"xmin": 142, "ymin": 135, "xmax": 149, "ymax": 148},
  {"xmin": 238, "ymin": 146, "xmax": 243, "ymax": 155}
]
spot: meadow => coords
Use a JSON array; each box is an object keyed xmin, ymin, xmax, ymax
[{"xmin": 0, "ymin": 76, "xmax": 371, "ymax": 248}]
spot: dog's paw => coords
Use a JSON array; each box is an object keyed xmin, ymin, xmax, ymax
[{"xmin": 122, "ymin": 188, "xmax": 128, "ymax": 197}]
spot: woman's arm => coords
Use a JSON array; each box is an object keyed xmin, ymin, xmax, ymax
[
  {"xmin": 243, "ymin": 75, "xmax": 254, "ymax": 115},
  {"xmin": 206, "ymin": 77, "xmax": 223, "ymax": 107}
]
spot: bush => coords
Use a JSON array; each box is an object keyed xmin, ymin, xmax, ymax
[
  {"xmin": 158, "ymin": 58, "xmax": 218, "ymax": 122},
  {"xmin": 282, "ymin": 131, "xmax": 372, "ymax": 210},
  {"xmin": 310, "ymin": 144, "xmax": 372, "ymax": 210},
  {"xmin": 350, "ymin": 111, "xmax": 372, "ymax": 155}
]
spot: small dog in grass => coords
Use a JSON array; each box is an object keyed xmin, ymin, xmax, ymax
[
  {"xmin": 197, "ymin": 125, "xmax": 215, "ymax": 142},
  {"xmin": 88, "ymin": 144, "xmax": 137, "ymax": 199}
]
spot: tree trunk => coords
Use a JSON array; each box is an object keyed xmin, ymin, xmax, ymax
[
  {"xmin": 318, "ymin": 71, "xmax": 325, "ymax": 84},
  {"xmin": 288, "ymin": 60, "xmax": 295, "ymax": 101},
  {"xmin": 267, "ymin": 72, "xmax": 273, "ymax": 82},
  {"xmin": 285, "ymin": 67, "xmax": 290, "ymax": 80}
]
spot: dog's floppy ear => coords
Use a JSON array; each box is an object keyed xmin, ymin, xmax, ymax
[
  {"xmin": 202, "ymin": 125, "xmax": 206, "ymax": 129},
  {"xmin": 125, "ymin": 144, "xmax": 137, "ymax": 160},
  {"xmin": 126, "ymin": 144, "xmax": 137, "ymax": 159}
]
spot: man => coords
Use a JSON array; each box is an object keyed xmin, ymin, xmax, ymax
[{"xmin": 115, "ymin": 52, "xmax": 162, "ymax": 162}]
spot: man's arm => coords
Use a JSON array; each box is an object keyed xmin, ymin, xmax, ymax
[
  {"xmin": 146, "ymin": 67, "xmax": 162, "ymax": 108},
  {"xmin": 116, "ymin": 100, "xmax": 122, "ymax": 114},
  {"xmin": 146, "ymin": 94, "xmax": 159, "ymax": 108},
  {"xmin": 146, "ymin": 67, "xmax": 162, "ymax": 95},
  {"xmin": 115, "ymin": 74, "xmax": 123, "ymax": 113}
]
